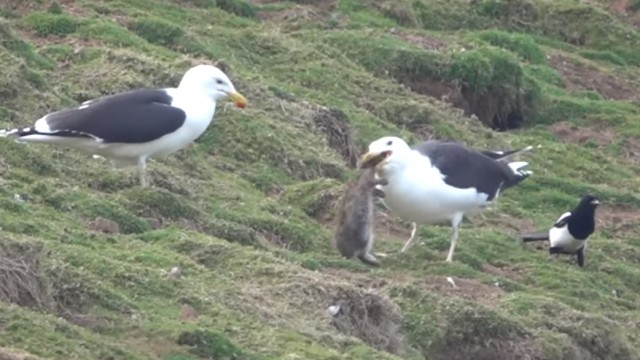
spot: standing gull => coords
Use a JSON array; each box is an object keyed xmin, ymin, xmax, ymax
[
  {"xmin": 521, "ymin": 194, "xmax": 599, "ymax": 267},
  {"xmin": 0, "ymin": 64, "xmax": 247, "ymax": 187},
  {"xmin": 360, "ymin": 136, "xmax": 532, "ymax": 262},
  {"xmin": 388, "ymin": 142, "xmax": 539, "ymax": 246}
]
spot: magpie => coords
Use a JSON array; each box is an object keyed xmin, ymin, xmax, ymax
[{"xmin": 520, "ymin": 194, "xmax": 600, "ymax": 267}]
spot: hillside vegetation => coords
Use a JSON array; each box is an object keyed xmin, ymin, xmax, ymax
[{"xmin": 1, "ymin": 0, "xmax": 640, "ymax": 359}]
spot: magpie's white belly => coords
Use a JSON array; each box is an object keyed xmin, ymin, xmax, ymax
[
  {"xmin": 549, "ymin": 225, "xmax": 584, "ymax": 253},
  {"xmin": 381, "ymin": 168, "xmax": 490, "ymax": 225}
]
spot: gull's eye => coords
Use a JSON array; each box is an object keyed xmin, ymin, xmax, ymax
[
  {"xmin": 386, "ymin": 140, "xmax": 393, "ymax": 146},
  {"xmin": 216, "ymin": 79, "xmax": 224, "ymax": 85}
]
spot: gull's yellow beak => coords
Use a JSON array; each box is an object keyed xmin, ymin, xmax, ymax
[
  {"xmin": 359, "ymin": 150, "xmax": 391, "ymax": 169},
  {"xmin": 228, "ymin": 91, "xmax": 247, "ymax": 109}
]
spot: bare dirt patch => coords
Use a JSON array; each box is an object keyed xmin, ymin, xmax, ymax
[
  {"xmin": 617, "ymin": 136, "xmax": 640, "ymax": 164},
  {"xmin": 420, "ymin": 275, "xmax": 503, "ymax": 306},
  {"xmin": 255, "ymin": 0, "xmax": 340, "ymax": 28},
  {"xmin": 312, "ymin": 106, "xmax": 359, "ymax": 168},
  {"xmin": 0, "ymin": 238, "xmax": 108, "ymax": 330},
  {"xmin": 328, "ymin": 286, "xmax": 404, "ymax": 355},
  {"xmin": 549, "ymin": 121, "xmax": 617, "ymax": 147},
  {"xmin": 0, "ymin": 347, "xmax": 42, "ymax": 360},
  {"xmin": 324, "ymin": 270, "xmax": 503, "ymax": 307},
  {"xmin": 265, "ymin": 275, "xmax": 405, "ymax": 355},
  {"xmin": 482, "ymin": 263, "xmax": 526, "ymax": 282},
  {"xmin": 396, "ymin": 75, "xmax": 524, "ymax": 130},
  {"xmin": 87, "ymin": 216, "xmax": 121, "ymax": 234},
  {"xmin": 548, "ymin": 54, "xmax": 639, "ymax": 101},
  {"xmin": 434, "ymin": 339, "xmax": 545, "ymax": 360},
  {"xmin": 606, "ymin": 0, "xmax": 640, "ymax": 27},
  {"xmin": 391, "ymin": 30, "xmax": 448, "ymax": 51},
  {"xmin": 596, "ymin": 205, "xmax": 640, "ymax": 234},
  {"xmin": 473, "ymin": 212, "xmax": 538, "ymax": 235}
]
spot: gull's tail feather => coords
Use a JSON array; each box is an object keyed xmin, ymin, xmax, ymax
[
  {"xmin": 501, "ymin": 160, "xmax": 532, "ymax": 190},
  {"xmin": 521, "ymin": 231, "xmax": 549, "ymax": 242},
  {"xmin": 483, "ymin": 144, "xmax": 541, "ymax": 161}
]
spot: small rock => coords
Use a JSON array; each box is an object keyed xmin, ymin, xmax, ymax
[
  {"xmin": 168, "ymin": 266, "xmax": 182, "ymax": 280},
  {"xmin": 328, "ymin": 305, "xmax": 342, "ymax": 317},
  {"xmin": 88, "ymin": 217, "xmax": 120, "ymax": 234},
  {"xmin": 180, "ymin": 304, "xmax": 198, "ymax": 321},
  {"xmin": 145, "ymin": 217, "xmax": 163, "ymax": 230}
]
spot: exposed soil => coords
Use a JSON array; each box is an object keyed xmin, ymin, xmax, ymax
[
  {"xmin": 255, "ymin": 0, "xmax": 340, "ymax": 27},
  {"xmin": 434, "ymin": 339, "xmax": 545, "ymax": 360},
  {"xmin": 596, "ymin": 205, "xmax": 640, "ymax": 235},
  {"xmin": 0, "ymin": 347, "xmax": 42, "ymax": 360},
  {"xmin": 473, "ymin": 212, "xmax": 538, "ymax": 235},
  {"xmin": 548, "ymin": 54, "xmax": 639, "ymax": 101},
  {"xmin": 481, "ymin": 263, "xmax": 526, "ymax": 282},
  {"xmin": 312, "ymin": 106, "xmax": 359, "ymax": 168},
  {"xmin": 87, "ymin": 216, "xmax": 121, "ymax": 234},
  {"xmin": 397, "ymin": 74, "xmax": 524, "ymax": 130},
  {"xmin": 391, "ymin": 30, "xmax": 449, "ymax": 51},
  {"xmin": 617, "ymin": 136, "xmax": 640, "ymax": 165},
  {"xmin": 323, "ymin": 269, "xmax": 503, "ymax": 307},
  {"xmin": 607, "ymin": 0, "xmax": 640, "ymax": 27},
  {"xmin": 420, "ymin": 275, "xmax": 503, "ymax": 307},
  {"xmin": 550, "ymin": 121, "xmax": 617, "ymax": 147}
]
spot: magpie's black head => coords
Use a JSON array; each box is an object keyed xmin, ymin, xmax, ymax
[{"xmin": 578, "ymin": 194, "xmax": 600, "ymax": 209}]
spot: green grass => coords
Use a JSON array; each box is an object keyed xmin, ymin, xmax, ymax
[{"xmin": 1, "ymin": 0, "xmax": 640, "ymax": 359}]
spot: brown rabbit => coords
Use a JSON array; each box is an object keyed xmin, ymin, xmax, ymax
[{"xmin": 333, "ymin": 167, "xmax": 388, "ymax": 266}]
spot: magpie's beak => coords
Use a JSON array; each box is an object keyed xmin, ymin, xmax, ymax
[{"xmin": 359, "ymin": 150, "xmax": 392, "ymax": 169}]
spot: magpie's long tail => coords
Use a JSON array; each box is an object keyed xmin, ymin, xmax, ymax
[{"xmin": 521, "ymin": 231, "xmax": 549, "ymax": 242}]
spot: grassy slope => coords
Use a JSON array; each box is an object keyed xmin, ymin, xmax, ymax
[{"xmin": 1, "ymin": 0, "xmax": 640, "ymax": 359}]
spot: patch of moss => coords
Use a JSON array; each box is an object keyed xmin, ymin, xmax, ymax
[
  {"xmin": 128, "ymin": 17, "xmax": 185, "ymax": 47},
  {"xmin": 177, "ymin": 329, "xmax": 248, "ymax": 360},
  {"xmin": 473, "ymin": 30, "xmax": 546, "ymax": 64},
  {"xmin": 23, "ymin": 12, "xmax": 80, "ymax": 37}
]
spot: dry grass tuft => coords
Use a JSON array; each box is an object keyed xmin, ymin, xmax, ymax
[
  {"xmin": 0, "ymin": 347, "xmax": 42, "ymax": 360},
  {"xmin": 275, "ymin": 277, "xmax": 405, "ymax": 356},
  {"xmin": 0, "ymin": 240, "xmax": 53, "ymax": 311},
  {"xmin": 434, "ymin": 339, "xmax": 545, "ymax": 360},
  {"xmin": 328, "ymin": 286, "xmax": 404, "ymax": 355},
  {"xmin": 0, "ymin": 238, "xmax": 98, "ymax": 328}
]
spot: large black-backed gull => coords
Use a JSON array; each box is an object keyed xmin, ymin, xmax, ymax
[
  {"xmin": 360, "ymin": 136, "xmax": 533, "ymax": 262},
  {"xmin": 521, "ymin": 194, "xmax": 599, "ymax": 267},
  {"xmin": 0, "ymin": 64, "xmax": 247, "ymax": 187}
]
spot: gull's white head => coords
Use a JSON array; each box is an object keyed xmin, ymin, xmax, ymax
[
  {"xmin": 178, "ymin": 64, "xmax": 247, "ymax": 108},
  {"xmin": 359, "ymin": 136, "xmax": 412, "ymax": 173}
]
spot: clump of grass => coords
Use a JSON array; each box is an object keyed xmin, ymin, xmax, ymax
[
  {"xmin": 0, "ymin": 20, "xmax": 55, "ymax": 70},
  {"xmin": 128, "ymin": 16, "xmax": 185, "ymax": 47},
  {"xmin": 0, "ymin": 239, "xmax": 54, "ymax": 311},
  {"xmin": 79, "ymin": 199, "xmax": 151, "ymax": 234},
  {"xmin": 23, "ymin": 12, "xmax": 80, "ymax": 37},
  {"xmin": 280, "ymin": 178, "xmax": 342, "ymax": 220},
  {"xmin": 578, "ymin": 50, "xmax": 627, "ymax": 66},
  {"xmin": 215, "ymin": 0, "xmax": 257, "ymax": 18},
  {"xmin": 445, "ymin": 46, "xmax": 542, "ymax": 129},
  {"xmin": 177, "ymin": 329, "xmax": 248, "ymax": 359},
  {"xmin": 447, "ymin": 46, "xmax": 522, "ymax": 92},
  {"xmin": 474, "ymin": 30, "xmax": 546, "ymax": 64},
  {"xmin": 329, "ymin": 287, "xmax": 405, "ymax": 355}
]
